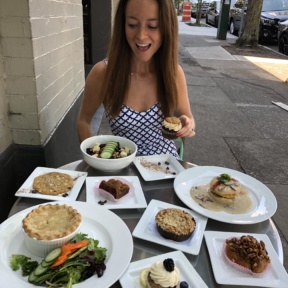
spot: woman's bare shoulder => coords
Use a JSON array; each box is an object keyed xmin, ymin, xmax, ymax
[{"xmin": 87, "ymin": 60, "xmax": 107, "ymax": 79}]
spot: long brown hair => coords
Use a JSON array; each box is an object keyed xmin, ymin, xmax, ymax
[{"xmin": 102, "ymin": 0, "xmax": 179, "ymax": 118}]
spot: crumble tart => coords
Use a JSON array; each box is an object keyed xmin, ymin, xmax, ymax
[
  {"xmin": 155, "ymin": 208, "xmax": 196, "ymax": 242},
  {"xmin": 22, "ymin": 204, "xmax": 82, "ymax": 240},
  {"xmin": 33, "ymin": 172, "xmax": 74, "ymax": 195}
]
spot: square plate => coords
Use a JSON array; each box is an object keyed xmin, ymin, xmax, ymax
[
  {"xmin": 15, "ymin": 167, "xmax": 87, "ymax": 201},
  {"xmin": 132, "ymin": 199, "xmax": 208, "ymax": 255},
  {"xmin": 86, "ymin": 176, "xmax": 147, "ymax": 209},
  {"xmin": 133, "ymin": 154, "xmax": 185, "ymax": 181},
  {"xmin": 204, "ymin": 231, "xmax": 288, "ymax": 287},
  {"xmin": 119, "ymin": 250, "xmax": 208, "ymax": 288}
]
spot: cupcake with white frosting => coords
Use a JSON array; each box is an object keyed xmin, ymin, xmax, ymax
[
  {"xmin": 162, "ymin": 117, "xmax": 182, "ymax": 140},
  {"xmin": 145, "ymin": 258, "xmax": 180, "ymax": 288}
]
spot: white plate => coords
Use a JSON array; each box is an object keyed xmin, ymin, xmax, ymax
[
  {"xmin": 174, "ymin": 166, "xmax": 277, "ymax": 224},
  {"xmin": 86, "ymin": 176, "xmax": 147, "ymax": 209},
  {"xmin": 133, "ymin": 154, "xmax": 185, "ymax": 181},
  {"xmin": 119, "ymin": 250, "xmax": 208, "ymax": 288},
  {"xmin": 204, "ymin": 231, "xmax": 288, "ymax": 287},
  {"xmin": 15, "ymin": 167, "xmax": 87, "ymax": 201},
  {"xmin": 132, "ymin": 199, "xmax": 208, "ymax": 255},
  {"xmin": 0, "ymin": 201, "xmax": 133, "ymax": 288}
]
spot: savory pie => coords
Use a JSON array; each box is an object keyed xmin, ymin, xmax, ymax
[{"xmin": 22, "ymin": 204, "xmax": 82, "ymax": 240}]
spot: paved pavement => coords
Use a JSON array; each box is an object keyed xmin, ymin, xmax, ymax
[
  {"xmin": 176, "ymin": 16, "xmax": 288, "ymax": 272},
  {"xmin": 96, "ymin": 16, "xmax": 288, "ymax": 272}
]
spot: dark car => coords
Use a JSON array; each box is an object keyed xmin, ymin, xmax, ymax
[
  {"xmin": 278, "ymin": 20, "xmax": 288, "ymax": 55},
  {"xmin": 206, "ymin": 0, "xmax": 236, "ymax": 27},
  {"xmin": 229, "ymin": 0, "xmax": 288, "ymax": 42}
]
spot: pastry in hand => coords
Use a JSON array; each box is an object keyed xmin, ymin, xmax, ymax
[{"xmin": 162, "ymin": 117, "xmax": 182, "ymax": 140}]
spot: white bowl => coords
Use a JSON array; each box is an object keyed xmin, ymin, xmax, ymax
[
  {"xmin": 80, "ymin": 135, "xmax": 137, "ymax": 172},
  {"xmin": 23, "ymin": 224, "xmax": 81, "ymax": 258}
]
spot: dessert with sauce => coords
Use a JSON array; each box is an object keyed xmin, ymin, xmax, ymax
[
  {"xmin": 162, "ymin": 117, "xmax": 182, "ymax": 140},
  {"xmin": 190, "ymin": 173, "xmax": 253, "ymax": 214},
  {"xmin": 225, "ymin": 235, "xmax": 270, "ymax": 273},
  {"xmin": 155, "ymin": 208, "xmax": 196, "ymax": 242},
  {"xmin": 140, "ymin": 258, "xmax": 180, "ymax": 288},
  {"xmin": 208, "ymin": 173, "xmax": 241, "ymax": 204}
]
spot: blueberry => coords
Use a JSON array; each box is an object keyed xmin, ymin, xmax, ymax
[{"xmin": 180, "ymin": 281, "xmax": 189, "ymax": 288}]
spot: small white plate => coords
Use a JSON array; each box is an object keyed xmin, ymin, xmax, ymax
[
  {"xmin": 204, "ymin": 231, "xmax": 288, "ymax": 287},
  {"xmin": 133, "ymin": 154, "xmax": 185, "ymax": 181},
  {"xmin": 174, "ymin": 166, "xmax": 278, "ymax": 224},
  {"xmin": 86, "ymin": 176, "xmax": 147, "ymax": 209},
  {"xmin": 132, "ymin": 199, "xmax": 208, "ymax": 255},
  {"xmin": 15, "ymin": 167, "xmax": 87, "ymax": 201},
  {"xmin": 119, "ymin": 250, "xmax": 208, "ymax": 288}
]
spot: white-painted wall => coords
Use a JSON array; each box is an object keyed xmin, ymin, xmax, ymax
[{"xmin": 0, "ymin": 0, "xmax": 85, "ymax": 151}]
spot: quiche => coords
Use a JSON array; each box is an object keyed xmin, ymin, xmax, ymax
[{"xmin": 22, "ymin": 204, "xmax": 82, "ymax": 240}]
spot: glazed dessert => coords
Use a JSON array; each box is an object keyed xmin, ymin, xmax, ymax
[
  {"xmin": 162, "ymin": 117, "xmax": 182, "ymax": 140},
  {"xmin": 143, "ymin": 258, "xmax": 180, "ymax": 288},
  {"xmin": 225, "ymin": 235, "xmax": 270, "ymax": 273},
  {"xmin": 208, "ymin": 173, "xmax": 241, "ymax": 204},
  {"xmin": 155, "ymin": 208, "xmax": 196, "ymax": 242},
  {"xmin": 22, "ymin": 204, "xmax": 82, "ymax": 240},
  {"xmin": 99, "ymin": 178, "xmax": 130, "ymax": 199},
  {"xmin": 33, "ymin": 172, "xmax": 74, "ymax": 195}
]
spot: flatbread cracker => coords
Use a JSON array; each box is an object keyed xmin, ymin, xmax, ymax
[{"xmin": 33, "ymin": 172, "xmax": 74, "ymax": 195}]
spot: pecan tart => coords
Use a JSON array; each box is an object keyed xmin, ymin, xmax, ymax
[{"xmin": 22, "ymin": 204, "xmax": 82, "ymax": 240}]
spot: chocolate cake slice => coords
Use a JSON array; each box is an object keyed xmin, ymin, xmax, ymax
[{"xmin": 99, "ymin": 179, "xmax": 129, "ymax": 199}]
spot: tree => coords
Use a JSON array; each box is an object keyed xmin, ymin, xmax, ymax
[
  {"xmin": 195, "ymin": 0, "xmax": 203, "ymax": 25},
  {"xmin": 235, "ymin": 0, "xmax": 263, "ymax": 48}
]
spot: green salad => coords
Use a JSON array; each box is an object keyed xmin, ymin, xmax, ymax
[{"xmin": 10, "ymin": 233, "xmax": 107, "ymax": 288}]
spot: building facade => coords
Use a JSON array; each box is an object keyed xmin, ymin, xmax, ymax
[{"xmin": 0, "ymin": 0, "xmax": 117, "ymax": 222}]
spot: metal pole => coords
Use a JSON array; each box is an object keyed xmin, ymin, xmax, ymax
[{"xmin": 217, "ymin": 0, "xmax": 232, "ymax": 40}]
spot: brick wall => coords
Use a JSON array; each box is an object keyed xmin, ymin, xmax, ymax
[{"xmin": 0, "ymin": 0, "xmax": 85, "ymax": 148}]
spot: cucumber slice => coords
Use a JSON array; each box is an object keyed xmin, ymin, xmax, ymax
[
  {"xmin": 44, "ymin": 247, "xmax": 62, "ymax": 263},
  {"xmin": 41, "ymin": 259, "xmax": 53, "ymax": 268},
  {"xmin": 28, "ymin": 271, "xmax": 39, "ymax": 283},
  {"xmin": 101, "ymin": 151, "xmax": 112, "ymax": 159},
  {"xmin": 34, "ymin": 264, "xmax": 49, "ymax": 276}
]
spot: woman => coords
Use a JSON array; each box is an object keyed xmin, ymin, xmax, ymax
[{"xmin": 77, "ymin": 0, "xmax": 195, "ymax": 158}]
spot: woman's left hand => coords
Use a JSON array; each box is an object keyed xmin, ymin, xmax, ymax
[{"xmin": 176, "ymin": 115, "xmax": 196, "ymax": 138}]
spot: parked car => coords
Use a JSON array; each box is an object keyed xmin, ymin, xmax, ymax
[
  {"xmin": 206, "ymin": 0, "xmax": 236, "ymax": 27},
  {"xmin": 229, "ymin": 0, "xmax": 288, "ymax": 43},
  {"xmin": 191, "ymin": 0, "xmax": 211, "ymax": 18},
  {"xmin": 278, "ymin": 20, "xmax": 288, "ymax": 55}
]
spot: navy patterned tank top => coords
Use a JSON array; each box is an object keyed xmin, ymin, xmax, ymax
[{"xmin": 105, "ymin": 103, "xmax": 179, "ymax": 158}]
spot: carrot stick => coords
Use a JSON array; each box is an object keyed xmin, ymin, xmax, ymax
[{"xmin": 51, "ymin": 239, "xmax": 88, "ymax": 268}]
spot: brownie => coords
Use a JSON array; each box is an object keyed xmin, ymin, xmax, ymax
[{"xmin": 99, "ymin": 179, "xmax": 129, "ymax": 199}]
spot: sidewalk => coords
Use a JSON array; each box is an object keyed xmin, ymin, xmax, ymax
[{"xmin": 177, "ymin": 16, "xmax": 288, "ymax": 271}]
